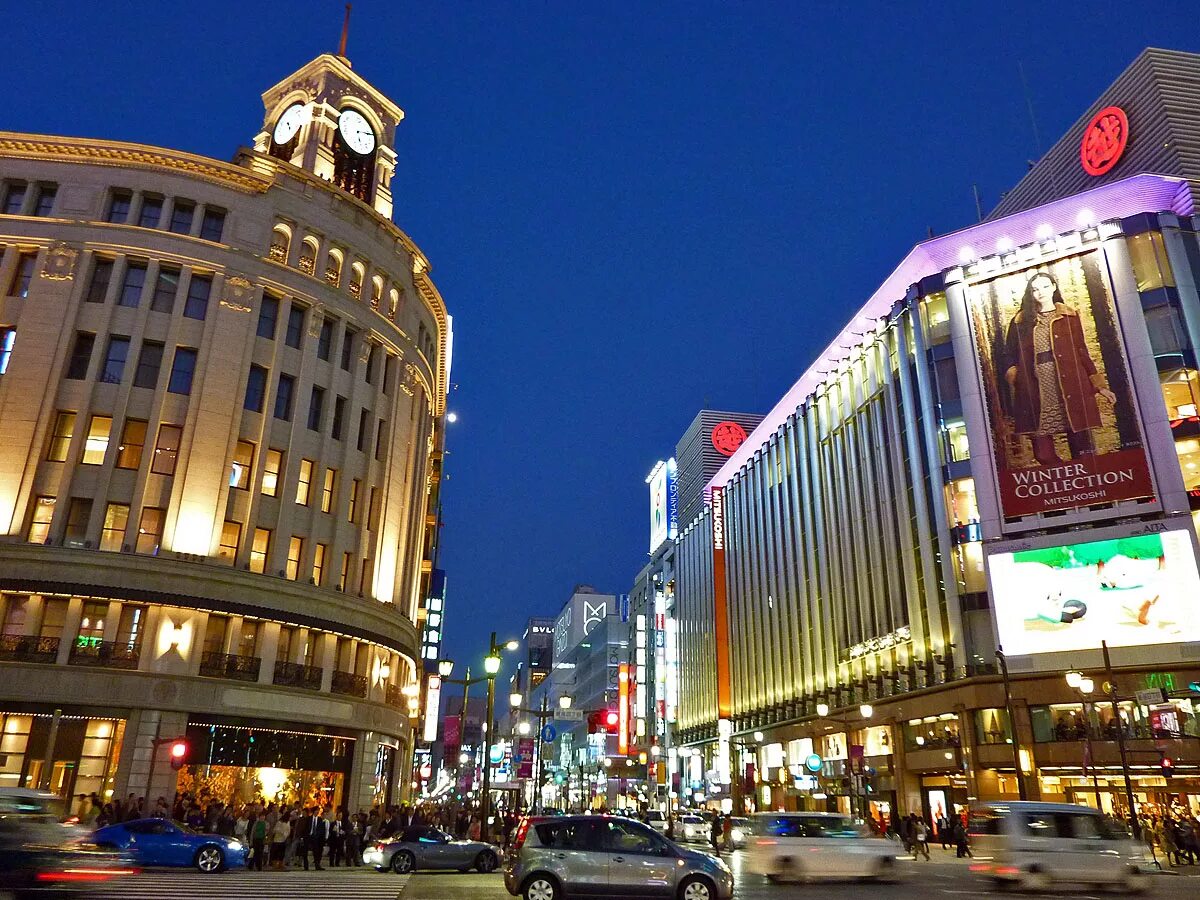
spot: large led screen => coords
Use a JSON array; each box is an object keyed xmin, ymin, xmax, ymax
[
  {"xmin": 989, "ymin": 528, "xmax": 1200, "ymax": 655},
  {"xmin": 966, "ymin": 250, "xmax": 1153, "ymax": 517}
]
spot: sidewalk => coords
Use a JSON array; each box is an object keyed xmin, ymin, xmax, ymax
[{"xmin": 895, "ymin": 844, "xmax": 1200, "ymax": 876}]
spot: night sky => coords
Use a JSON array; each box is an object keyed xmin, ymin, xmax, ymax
[{"xmin": 8, "ymin": 1, "xmax": 1198, "ymax": 676}]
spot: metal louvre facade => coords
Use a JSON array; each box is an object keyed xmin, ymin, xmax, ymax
[
  {"xmin": 675, "ymin": 305, "xmax": 967, "ymax": 741},
  {"xmin": 675, "ymin": 509, "xmax": 718, "ymax": 735}
]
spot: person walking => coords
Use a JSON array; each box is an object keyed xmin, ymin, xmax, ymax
[
  {"xmin": 250, "ymin": 814, "xmax": 269, "ymax": 871},
  {"xmin": 911, "ymin": 814, "xmax": 930, "ymax": 861},
  {"xmin": 295, "ymin": 807, "xmax": 314, "ymax": 870},
  {"xmin": 345, "ymin": 812, "xmax": 363, "ymax": 867},
  {"xmin": 328, "ymin": 810, "xmax": 346, "ymax": 867},
  {"xmin": 710, "ymin": 813, "xmax": 723, "ymax": 855},
  {"xmin": 271, "ymin": 814, "xmax": 290, "ymax": 870},
  {"xmin": 953, "ymin": 817, "xmax": 972, "ymax": 858}
]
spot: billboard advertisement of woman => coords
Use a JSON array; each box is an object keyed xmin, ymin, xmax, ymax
[{"xmin": 966, "ymin": 250, "xmax": 1154, "ymax": 517}]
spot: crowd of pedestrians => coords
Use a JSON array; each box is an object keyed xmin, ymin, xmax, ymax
[
  {"xmin": 1146, "ymin": 812, "xmax": 1200, "ymax": 866},
  {"xmin": 69, "ymin": 790, "xmax": 471, "ymax": 871}
]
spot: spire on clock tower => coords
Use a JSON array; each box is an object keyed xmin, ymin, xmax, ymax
[{"xmin": 251, "ymin": 52, "xmax": 402, "ymax": 220}]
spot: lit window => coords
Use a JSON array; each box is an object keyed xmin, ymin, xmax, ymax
[
  {"xmin": 943, "ymin": 419, "xmax": 970, "ymax": 463},
  {"xmin": 1177, "ymin": 438, "xmax": 1200, "ymax": 491},
  {"xmin": 82, "ymin": 415, "xmax": 112, "ymax": 465},
  {"xmin": 218, "ymin": 520, "xmax": 241, "ymax": 564},
  {"xmin": 135, "ymin": 507, "xmax": 164, "ymax": 554},
  {"xmin": 1161, "ymin": 368, "xmax": 1200, "ymax": 421},
  {"xmin": 286, "ymin": 536, "xmax": 304, "ymax": 580},
  {"xmin": 349, "ymin": 263, "xmax": 364, "ymax": 299},
  {"xmin": 270, "ymin": 226, "xmax": 290, "ymax": 262},
  {"xmin": 298, "ymin": 238, "xmax": 318, "ymax": 275},
  {"xmin": 296, "ymin": 459, "xmax": 314, "ymax": 505},
  {"xmin": 313, "ymin": 543, "xmax": 328, "ymax": 586},
  {"xmin": 348, "ymin": 478, "xmax": 360, "ymax": 523},
  {"xmin": 249, "ymin": 527, "xmax": 271, "ymax": 574},
  {"xmin": 116, "ymin": 419, "xmax": 147, "ymax": 469},
  {"xmin": 230, "ymin": 440, "xmax": 254, "ymax": 490},
  {"xmin": 322, "ymin": 468, "xmax": 336, "ymax": 513},
  {"xmin": 47, "ymin": 411, "xmax": 76, "ymax": 462},
  {"xmin": 100, "ymin": 503, "xmax": 129, "ymax": 551},
  {"xmin": 325, "ymin": 250, "xmax": 343, "ymax": 286},
  {"xmin": 262, "ymin": 449, "xmax": 283, "ymax": 497},
  {"xmin": 0, "ymin": 327, "xmax": 15, "ymax": 374},
  {"xmin": 339, "ymin": 552, "xmax": 351, "ymax": 591},
  {"xmin": 28, "ymin": 496, "xmax": 56, "ymax": 543}
]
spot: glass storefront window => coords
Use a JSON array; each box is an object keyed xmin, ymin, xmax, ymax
[
  {"xmin": 945, "ymin": 478, "xmax": 978, "ymax": 527},
  {"xmin": 1161, "ymin": 368, "xmax": 1200, "ymax": 420},
  {"xmin": 903, "ymin": 714, "xmax": 960, "ymax": 751},
  {"xmin": 1128, "ymin": 231, "xmax": 1176, "ymax": 292},
  {"xmin": 974, "ymin": 708, "xmax": 1012, "ymax": 745},
  {"xmin": 922, "ymin": 293, "xmax": 951, "ymax": 346},
  {"xmin": 951, "ymin": 542, "xmax": 987, "ymax": 593},
  {"xmin": 942, "ymin": 419, "xmax": 969, "ymax": 463},
  {"xmin": 1030, "ymin": 701, "xmax": 1148, "ymax": 742},
  {"xmin": 1177, "ymin": 438, "xmax": 1200, "ymax": 491}
]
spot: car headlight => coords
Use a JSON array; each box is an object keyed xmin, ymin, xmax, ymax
[
  {"xmin": 228, "ymin": 840, "xmax": 244, "ymax": 850},
  {"xmin": 730, "ymin": 829, "xmax": 743, "ymax": 842}
]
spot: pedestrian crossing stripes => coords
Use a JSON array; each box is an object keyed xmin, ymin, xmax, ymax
[{"xmin": 93, "ymin": 868, "xmax": 409, "ymax": 899}]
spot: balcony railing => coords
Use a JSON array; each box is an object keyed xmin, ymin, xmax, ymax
[
  {"xmin": 199, "ymin": 651, "xmax": 261, "ymax": 682},
  {"xmin": 331, "ymin": 670, "xmax": 368, "ymax": 698},
  {"xmin": 273, "ymin": 660, "xmax": 323, "ymax": 690},
  {"xmin": 69, "ymin": 638, "xmax": 139, "ymax": 670},
  {"xmin": 385, "ymin": 682, "xmax": 404, "ymax": 708},
  {"xmin": 0, "ymin": 635, "xmax": 60, "ymax": 663}
]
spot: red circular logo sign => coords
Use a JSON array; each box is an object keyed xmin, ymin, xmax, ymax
[
  {"xmin": 1080, "ymin": 106, "xmax": 1129, "ymax": 176},
  {"xmin": 711, "ymin": 421, "xmax": 748, "ymax": 456}
]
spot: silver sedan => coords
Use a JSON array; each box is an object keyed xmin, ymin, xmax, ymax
[{"xmin": 364, "ymin": 825, "xmax": 503, "ymax": 874}]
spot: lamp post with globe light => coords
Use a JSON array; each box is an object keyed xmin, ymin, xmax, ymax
[
  {"xmin": 437, "ymin": 631, "xmax": 519, "ymax": 838},
  {"xmin": 509, "ymin": 691, "xmax": 573, "ymax": 812},
  {"xmin": 812, "ymin": 702, "xmax": 874, "ymax": 819}
]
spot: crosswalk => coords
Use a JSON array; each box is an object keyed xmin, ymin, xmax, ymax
[{"xmin": 93, "ymin": 867, "xmax": 410, "ymax": 899}]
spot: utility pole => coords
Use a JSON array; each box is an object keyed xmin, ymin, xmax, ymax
[
  {"xmin": 1102, "ymin": 640, "xmax": 1140, "ymax": 838},
  {"xmin": 996, "ymin": 648, "xmax": 1028, "ymax": 800}
]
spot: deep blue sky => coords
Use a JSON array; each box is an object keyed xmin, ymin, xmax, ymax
[{"xmin": 9, "ymin": 2, "xmax": 1198, "ymax": 671}]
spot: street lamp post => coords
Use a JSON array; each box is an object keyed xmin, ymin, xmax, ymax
[
  {"xmin": 996, "ymin": 647, "xmax": 1029, "ymax": 801},
  {"xmin": 510, "ymin": 691, "xmax": 573, "ymax": 814},
  {"xmin": 1065, "ymin": 670, "xmax": 1103, "ymax": 811}
]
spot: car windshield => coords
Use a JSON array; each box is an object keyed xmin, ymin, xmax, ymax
[{"xmin": 755, "ymin": 815, "xmax": 863, "ymax": 838}]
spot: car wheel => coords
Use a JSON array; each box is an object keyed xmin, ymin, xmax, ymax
[
  {"xmin": 194, "ymin": 844, "xmax": 225, "ymax": 873},
  {"xmin": 391, "ymin": 850, "xmax": 416, "ymax": 874},
  {"xmin": 1022, "ymin": 867, "xmax": 1050, "ymax": 893},
  {"xmin": 1122, "ymin": 872, "xmax": 1148, "ymax": 895},
  {"xmin": 767, "ymin": 857, "xmax": 797, "ymax": 883},
  {"xmin": 523, "ymin": 874, "xmax": 560, "ymax": 900},
  {"xmin": 475, "ymin": 850, "xmax": 498, "ymax": 873},
  {"xmin": 875, "ymin": 855, "xmax": 899, "ymax": 883},
  {"xmin": 679, "ymin": 875, "xmax": 716, "ymax": 900}
]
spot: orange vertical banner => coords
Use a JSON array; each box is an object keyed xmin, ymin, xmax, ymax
[
  {"xmin": 710, "ymin": 486, "xmax": 732, "ymax": 718},
  {"xmin": 617, "ymin": 663, "xmax": 630, "ymax": 755}
]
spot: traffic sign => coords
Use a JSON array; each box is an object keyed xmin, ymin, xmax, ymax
[
  {"xmin": 541, "ymin": 723, "xmax": 558, "ymax": 743},
  {"xmin": 558, "ymin": 708, "xmax": 584, "ymax": 722}
]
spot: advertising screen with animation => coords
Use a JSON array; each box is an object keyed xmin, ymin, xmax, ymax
[{"xmin": 988, "ymin": 528, "xmax": 1200, "ymax": 656}]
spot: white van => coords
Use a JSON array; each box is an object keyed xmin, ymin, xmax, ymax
[
  {"xmin": 968, "ymin": 801, "xmax": 1148, "ymax": 893},
  {"xmin": 744, "ymin": 811, "xmax": 898, "ymax": 882}
]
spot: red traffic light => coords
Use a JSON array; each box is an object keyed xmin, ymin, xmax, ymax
[
  {"xmin": 169, "ymin": 740, "xmax": 188, "ymax": 770},
  {"xmin": 1161, "ymin": 755, "xmax": 1175, "ymax": 777},
  {"xmin": 604, "ymin": 710, "xmax": 619, "ymax": 730}
]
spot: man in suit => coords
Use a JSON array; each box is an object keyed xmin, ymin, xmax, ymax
[
  {"xmin": 308, "ymin": 806, "xmax": 330, "ymax": 870},
  {"xmin": 294, "ymin": 807, "xmax": 314, "ymax": 870}
]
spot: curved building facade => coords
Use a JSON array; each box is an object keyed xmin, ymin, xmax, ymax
[{"xmin": 0, "ymin": 53, "xmax": 449, "ymax": 811}]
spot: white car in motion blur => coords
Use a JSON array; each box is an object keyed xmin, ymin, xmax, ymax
[
  {"xmin": 679, "ymin": 814, "xmax": 708, "ymax": 843},
  {"xmin": 744, "ymin": 811, "xmax": 898, "ymax": 882}
]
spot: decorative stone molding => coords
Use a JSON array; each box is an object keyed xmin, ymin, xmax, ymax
[
  {"xmin": 39, "ymin": 242, "xmax": 79, "ymax": 280},
  {"xmin": 219, "ymin": 273, "xmax": 254, "ymax": 313},
  {"xmin": 308, "ymin": 305, "xmax": 326, "ymax": 337}
]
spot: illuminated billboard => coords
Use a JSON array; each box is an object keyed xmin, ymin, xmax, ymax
[
  {"xmin": 965, "ymin": 250, "xmax": 1153, "ymax": 517},
  {"xmin": 648, "ymin": 459, "xmax": 678, "ymax": 552},
  {"xmin": 988, "ymin": 526, "xmax": 1200, "ymax": 656}
]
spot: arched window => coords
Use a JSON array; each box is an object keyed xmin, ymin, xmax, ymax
[
  {"xmin": 325, "ymin": 248, "xmax": 343, "ymax": 287},
  {"xmin": 298, "ymin": 237, "xmax": 319, "ymax": 276},
  {"xmin": 370, "ymin": 275, "xmax": 384, "ymax": 310},
  {"xmin": 269, "ymin": 225, "xmax": 291, "ymax": 263},
  {"xmin": 349, "ymin": 262, "xmax": 365, "ymax": 300},
  {"xmin": 388, "ymin": 288, "xmax": 400, "ymax": 320}
]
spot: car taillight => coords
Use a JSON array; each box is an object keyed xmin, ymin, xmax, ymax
[
  {"xmin": 512, "ymin": 817, "xmax": 532, "ymax": 851},
  {"xmin": 374, "ymin": 842, "xmax": 386, "ymax": 850}
]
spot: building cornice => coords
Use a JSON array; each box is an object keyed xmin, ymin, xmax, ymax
[{"xmin": 0, "ymin": 132, "xmax": 271, "ymax": 194}]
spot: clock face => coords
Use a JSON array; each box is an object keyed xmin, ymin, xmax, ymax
[
  {"xmin": 272, "ymin": 103, "xmax": 305, "ymax": 146},
  {"xmin": 337, "ymin": 108, "xmax": 376, "ymax": 155}
]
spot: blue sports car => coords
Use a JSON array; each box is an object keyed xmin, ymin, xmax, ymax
[{"xmin": 92, "ymin": 818, "xmax": 246, "ymax": 872}]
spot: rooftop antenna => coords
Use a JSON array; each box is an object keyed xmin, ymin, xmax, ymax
[
  {"xmin": 972, "ymin": 184, "xmax": 984, "ymax": 222},
  {"xmin": 1017, "ymin": 60, "xmax": 1043, "ymax": 157},
  {"xmin": 338, "ymin": 3, "xmax": 352, "ymax": 59}
]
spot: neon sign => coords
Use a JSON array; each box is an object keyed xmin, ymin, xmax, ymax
[
  {"xmin": 712, "ymin": 421, "xmax": 748, "ymax": 456},
  {"xmin": 1080, "ymin": 106, "xmax": 1129, "ymax": 176}
]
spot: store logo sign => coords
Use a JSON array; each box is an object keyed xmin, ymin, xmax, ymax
[
  {"xmin": 711, "ymin": 487, "xmax": 725, "ymax": 551},
  {"xmin": 711, "ymin": 421, "xmax": 748, "ymax": 456},
  {"xmin": 1080, "ymin": 106, "xmax": 1129, "ymax": 176}
]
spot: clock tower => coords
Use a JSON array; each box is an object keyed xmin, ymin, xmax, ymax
[{"xmin": 252, "ymin": 52, "xmax": 402, "ymax": 218}]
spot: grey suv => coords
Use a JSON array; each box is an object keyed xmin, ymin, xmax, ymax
[{"xmin": 504, "ymin": 815, "xmax": 733, "ymax": 900}]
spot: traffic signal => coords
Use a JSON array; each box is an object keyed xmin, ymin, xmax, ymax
[
  {"xmin": 604, "ymin": 710, "xmax": 619, "ymax": 733},
  {"xmin": 169, "ymin": 739, "xmax": 188, "ymax": 771},
  {"xmin": 1160, "ymin": 755, "xmax": 1175, "ymax": 779}
]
